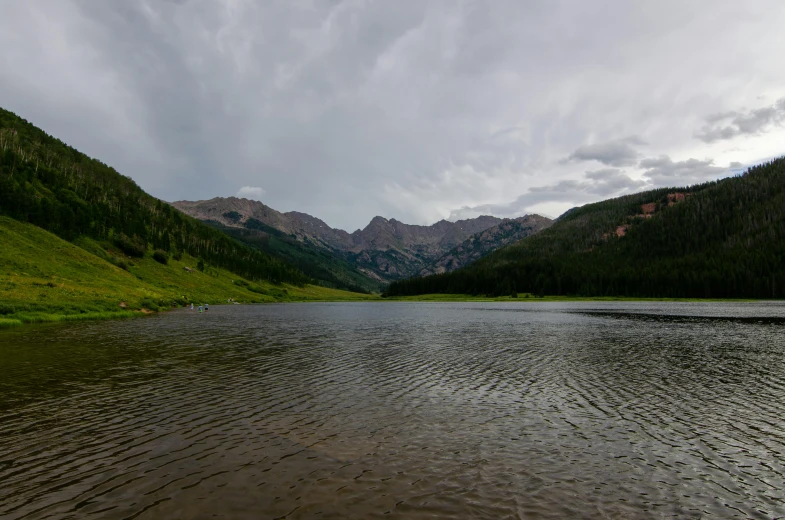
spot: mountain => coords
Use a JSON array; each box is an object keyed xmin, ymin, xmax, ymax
[
  {"xmin": 0, "ymin": 106, "xmax": 372, "ymax": 324},
  {"xmin": 419, "ymin": 214, "xmax": 553, "ymax": 276},
  {"xmin": 385, "ymin": 158, "xmax": 785, "ymax": 299},
  {"xmin": 173, "ymin": 197, "xmax": 354, "ymax": 250},
  {"xmin": 173, "ymin": 197, "xmax": 552, "ymax": 283},
  {"xmin": 344, "ymin": 214, "xmax": 510, "ymax": 280},
  {"xmin": 171, "ymin": 197, "xmax": 378, "ymax": 292},
  {"xmin": 205, "ymin": 218, "xmax": 382, "ymax": 294}
]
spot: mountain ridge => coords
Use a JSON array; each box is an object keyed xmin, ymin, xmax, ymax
[
  {"xmin": 172, "ymin": 197, "xmax": 552, "ymax": 282},
  {"xmin": 173, "ymin": 196, "xmax": 509, "ymax": 248},
  {"xmin": 420, "ymin": 214, "xmax": 554, "ymax": 276}
]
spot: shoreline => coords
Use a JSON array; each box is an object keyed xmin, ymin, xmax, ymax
[
  {"xmin": 1, "ymin": 294, "xmax": 769, "ymax": 329},
  {"xmin": 0, "ymin": 310, "xmax": 149, "ymax": 329},
  {"xmin": 381, "ymin": 294, "xmax": 762, "ymax": 303}
]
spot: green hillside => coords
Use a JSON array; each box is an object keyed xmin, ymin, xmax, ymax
[
  {"xmin": 0, "ymin": 216, "xmax": 374, "ymax": 327},
  {"xmin": 0, "ymin": 107, "xmax": 307, "ymax": 286},
  {"xmin": 207, "ymin": 218, "xmax": 382, "ymax": 293},
  {"xmin": 0, "ymin": 107, "xmax": 376, "ymax": 326},
  {"xmin": 385, "ymin": 158, "xmax": 785, "ymax": 299}
]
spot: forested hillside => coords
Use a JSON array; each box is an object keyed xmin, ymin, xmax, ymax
[
  {"xmin": 386, "ymin": 158, "xmax": 785, "ymax": 299},
  {"xmin": 0, "ymin": 108, "xmax": 307, "ymax": 286},
  {"xmin": 419, "ymin": 214, "xmax": 552, "ymax": 276},
  {"xmin": 206, "ymin": 218, "xmax": 381, "ymax": 293}
]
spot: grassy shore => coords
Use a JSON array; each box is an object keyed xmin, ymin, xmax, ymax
[
  {"xmin": 0, "ymin": 216, "xmax": 376, "ymax": 326},
  {"xmin": 1, "ymin": 216, "xmax": 756, "ymax": 329}
]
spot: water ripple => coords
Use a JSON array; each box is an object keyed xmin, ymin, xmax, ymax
[{"xmin": 1, "ymin": 301, "xmax": 784, "ymax": 519}]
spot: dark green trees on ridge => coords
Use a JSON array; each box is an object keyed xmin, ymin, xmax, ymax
[
  {"xmin": 0, "ymin": 107, "xmax": 308, "ymax": 286},
  {"xmin": 386, "ymin": 158, "xmax": 785, "ymax": 299}
]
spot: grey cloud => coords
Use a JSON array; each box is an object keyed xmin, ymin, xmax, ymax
[
  {"xmin": 1, "ymin": 2, "xmax": 783, "ymax": 230},
  {"xmin": 639, "ymin": 155, "xmax": 728, "ymax": 185},
  {"xmin": 704, "ymin": 111, "xmax": 738, "ymax": 124},
  {"xmin": 449, "ymin": 168, "xmax": 647, "ymax": 220},
  {"xmin": 584, "ymin": 168, "xmax": 648, "ymax": 195},
  {"xmin": 447, "ymin": 190, "xmax": 591, "ymax": 221},
  {"xmin": 566, "ymin": 137, "xmax": 646, "ymax": 167},
  {"xmin": 236, "ymin": 186, "xmax": 266, "ymax": 200},
  {"xmin": 529, "ymin": 168, "xmax": 645, "ymax": 197},
  {"xmin": 696, "ymin": 98, "xmax": 785, "ymax": 142},
  {"xmin": 536, "ymin": 168, "xmax": 647, "ymax": 197}
]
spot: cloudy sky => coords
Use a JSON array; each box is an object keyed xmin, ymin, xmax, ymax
[{"xmin": 2, "ymin": 1, "xmax": 784, "ymax": 231}]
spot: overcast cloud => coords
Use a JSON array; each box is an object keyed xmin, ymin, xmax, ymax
[
  {"xmin": 236, "ymin": 186, "xmax": 266, "ymax": 200},
  {"xmin": 696, "ymin": 98, "xmax": 785, "ymax": 142},
  {"xmin": 565, "ymin": 137, "xmax": 646, "ymax": 167},
  {"xmin": 638, "ymin": 156, "xmax": 727, "ymax": 186},
  {"xmin": 1, "ymin": 1, "xmax": 784, "ymax": 230}
]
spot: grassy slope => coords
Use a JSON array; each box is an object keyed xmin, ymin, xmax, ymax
[{"xmin": 0, "ymin": 216, "xmax": 376, "ymax": 326}]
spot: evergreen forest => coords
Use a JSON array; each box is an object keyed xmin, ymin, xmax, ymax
[
  {"xmin": 0, "ymin": 108, "xmax": 308, "ymax": 286},
  {"xmin": 385, "ymin": 158, "xmax": 785, "ymax": 299},
  {"xmin": 207, "ymin": 217, "xmax": 381, "ymax": 294}
]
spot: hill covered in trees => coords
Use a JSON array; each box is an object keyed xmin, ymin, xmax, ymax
[
  {"xmin": 0, "ymin": 107, "xmax": 308, "ymax": 287},
  {"xmin": 0, "ymin": 107, "xmax": 380, "ymax": 324},
  {"xmin": 385, "ymin": 158, "xmax": 785, "ymax": 299},
  {"xmin": 205, "ymin": 218, "xmax": 382, "ymax": 294},
  {"xmin": 419, "ymin": 214, "xmax": 552, "ymax": 276}
]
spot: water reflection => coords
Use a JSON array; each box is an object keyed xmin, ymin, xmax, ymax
[{"xmin": 1, "ymin": 302, "xmax": 784, "ymax": 518}]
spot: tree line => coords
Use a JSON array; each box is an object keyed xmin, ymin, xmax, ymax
[
  {"xmin": 386, "ymin": 158, "xmax": 785, "ymax": 299},
  {"xmin": 0, "ymin": 107, "xmax": 309, "ymax": 285}
]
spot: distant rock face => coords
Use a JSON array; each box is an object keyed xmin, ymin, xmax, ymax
[
  {"xmin": 419, "ymin": 215, "xmax": 553, "ymax": 276},
  {"xmin": 171, "ymin": 198, "xmax": 354, "ymax": 250},
  {"xmin": 171, "ymin": 197, "xmax": 552, "ymax": 282}
]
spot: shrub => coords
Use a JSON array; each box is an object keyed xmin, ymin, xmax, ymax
[
  {"xmin": 0, "ymin": 318, "xmax": 22, "ymax": 328},
  {"xmin": 153, "ymin": 250, "xmax": 169, "ymax": 265},
  {"xmin": 172, "ymin": 249, "xmax": 183, "ymax": 261},
  {"xmin": 138, "ymin": 297, "xmax": 160, "ymax": 311},
  {"xmin": 113, "ymin": 234, "xmax": 146, "ymax": 258},
  {"xmin": 223, "ymin": 211, "xmax": 242, "ymax": 223},
  {"xmin": 247, "ymin": 285, "xmax": 267, "ymax": 295},
  {"xmin": 110, "ymin": 257, "xmax": 129, "ymax": 270}
]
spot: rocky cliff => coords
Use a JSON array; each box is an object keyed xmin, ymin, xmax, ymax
[{"xmin": 172, "ymin": 198, "xmax": 354, "ymax": 250}]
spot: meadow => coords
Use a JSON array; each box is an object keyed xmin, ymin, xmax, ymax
[{"xmin": 0, "ymin": 216, "xmax": 375, "ymax": 326}]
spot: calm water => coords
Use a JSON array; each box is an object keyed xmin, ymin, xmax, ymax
[{"xmin": 1, "ymin": 302, "xmax": 785, "ymax": 519}]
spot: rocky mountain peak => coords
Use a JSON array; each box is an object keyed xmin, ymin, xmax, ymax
[{"xmin": 172, "ymin": 197, "xmax": 552, "ymax": 283}]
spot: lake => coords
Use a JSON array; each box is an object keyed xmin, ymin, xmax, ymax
[{"xmin": 1, "ymin": 302, "xmax": 784, "ymax": 519}]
